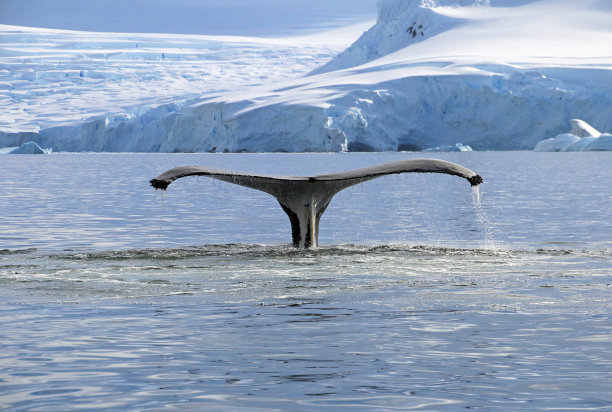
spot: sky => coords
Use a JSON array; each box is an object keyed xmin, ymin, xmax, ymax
[{"xmin": 0, "ymin": 0, "xmax": 379, "ymax": 36}]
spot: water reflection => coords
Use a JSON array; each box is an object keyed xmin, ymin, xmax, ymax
[{"xmin": 2, "ymin": 292, "xmax": 612, "ymax": 410}]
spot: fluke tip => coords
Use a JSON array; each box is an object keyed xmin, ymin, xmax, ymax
[
  {"xmin": 468, "ymin": 175, "xmax": 483, "ymax": 186},
  {"xmin": 150, "ymin": 179, "xmax": 170, "ymax": 190}
]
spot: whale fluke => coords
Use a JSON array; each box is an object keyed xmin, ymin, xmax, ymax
[{"xmin": 151, "ymin": 158, "xmax": 482, "ymax": 248}]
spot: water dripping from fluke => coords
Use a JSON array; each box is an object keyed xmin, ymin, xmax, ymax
[
  {"xmin": 152, "ymin": 180, "xmax": 168, "ymax": 234},
  {"xmin": 472, "ymin": 185, "xmax": 496, "ymax": 249}
]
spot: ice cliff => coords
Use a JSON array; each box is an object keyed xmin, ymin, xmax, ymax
[{"xmin": 1, "ymin": 0, "xmax": 612, "ymax": 152}]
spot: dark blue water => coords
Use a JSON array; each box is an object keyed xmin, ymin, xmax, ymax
[{"xmin": 1, "ymin": 152, "xmax": 611, "ymax": 410}]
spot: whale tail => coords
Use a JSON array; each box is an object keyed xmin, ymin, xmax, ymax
[{"xmin": 151, "ymin": 158, "xmax": 482, "ymax": 248}]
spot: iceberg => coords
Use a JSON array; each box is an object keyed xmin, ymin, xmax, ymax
[
  {"xmin": 533, "ymin": 120, "xmax": 612, "ymax": 152},
  {"xmin": 533, "ymin": 133, "xmax": 580, "ymax": 152},
  {"xmin": 582, "ymin": 134, "xmax": 612, "ymax": 151},
  {"xmin": 569, "ymin": 118, "xmax": 601, "ymax": 139},
  {"xmin": 7, "ymin": 141, "xmax": 52, "ymax": 154}
]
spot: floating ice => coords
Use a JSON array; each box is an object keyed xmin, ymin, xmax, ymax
[
  {"xmin": 423, "ymin": 143, "xmax": 473, "ymax": 152},
  {"xmin": 534, "ymin": 119, "xmax": 612, "ymax": 152},
  {"xmin": 7, "ymin": 141, "xmax": 52, "ymax": 154},
  {"xmin": 569, "ymin": 119, "xmax": 601, "ymax": 139}
]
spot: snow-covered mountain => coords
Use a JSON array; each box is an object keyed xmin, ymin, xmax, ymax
[
  {"xmin": 312, "ymin": 0, "xmax": 485, "ymax": 75},
  {"xmin": 1, "ymin": 0, "xmax": 612, "ymax": 152}
]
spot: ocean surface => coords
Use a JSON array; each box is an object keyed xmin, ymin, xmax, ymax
[{"xmin": 1, "ymin": 152, "xmax": 610, "ymax": 411}]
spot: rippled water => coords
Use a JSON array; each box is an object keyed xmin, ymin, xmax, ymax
[{"xmin": 1, "ymin": 152, "xmax": 611, "ymax": 410}]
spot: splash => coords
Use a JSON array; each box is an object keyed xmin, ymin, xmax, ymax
[{"xmin": 472, "ymin": 185, "xmax": 496, "ymax": 249}]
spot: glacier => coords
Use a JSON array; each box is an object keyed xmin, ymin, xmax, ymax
[{"xmin": 1, "ymin": 0, "xmax": 612, "ymax": 153}]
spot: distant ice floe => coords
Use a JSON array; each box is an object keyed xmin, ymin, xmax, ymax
[
  {"xmin": 423, "ymin": 143, "xmax": 473, "ymax": 152},
  {"xmin": 533, "ymin": 119, "xmax": 612, "ymax": 152}
]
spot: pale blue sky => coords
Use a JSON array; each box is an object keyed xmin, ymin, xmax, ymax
[{"xmin": 0, "ymin": 0, "xmax": 379, "ymax": 36}]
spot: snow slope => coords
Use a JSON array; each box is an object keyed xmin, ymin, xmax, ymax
[
  {"xmin": 312, "ymin": 0, "xmax": 488, "ymax": 75},
  {"xmin": 2, "ymin": 0, "xmax": 612, "ymax": 152}
]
